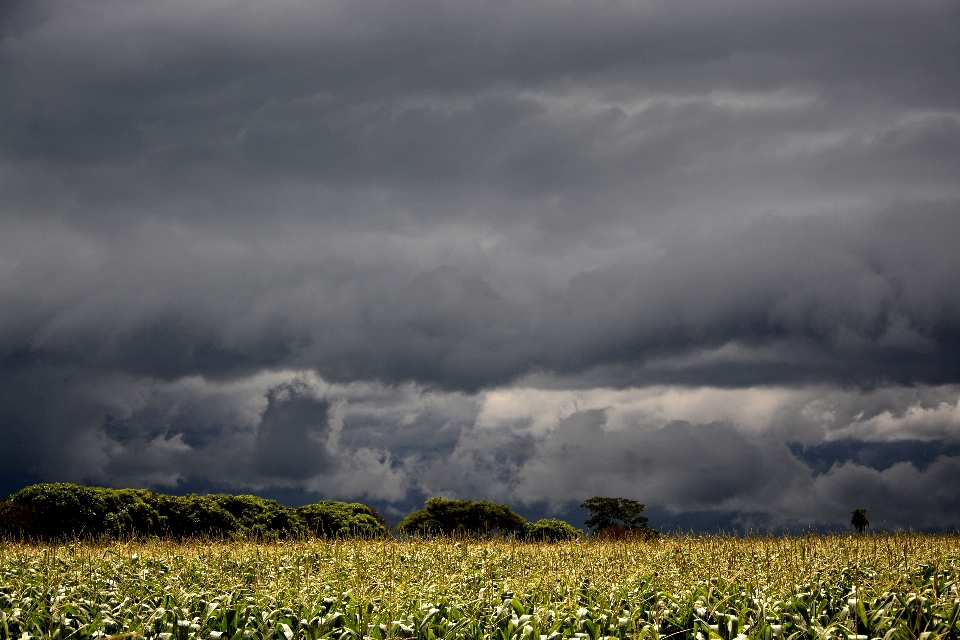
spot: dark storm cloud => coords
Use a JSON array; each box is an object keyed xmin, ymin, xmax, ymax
[
  {"xmin": 545, "ymin": 202, "xmax": 960, "ymax": 388},
  {"xmin": 2, "ymin": 0, "xmax": 960, "ymax": 528},
  {"xmin": 2, "ymin": 0, "xmax": 958, "ymax": 204},
  {"xmin": 1, "ymin": 203, "xmax": 955, "ymax": 390},
  {"xmin": 790, "ymin": 439, "xmax": 960, "ymax": 475},
  {"xmin": 252, "ymin": 381, "xmax": 334, "ymax": 479}
]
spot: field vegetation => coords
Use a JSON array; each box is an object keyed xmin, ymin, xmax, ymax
[
  {"xmin": 396, "ymin": 498, "xmax": 582, "ymax": 542},
  {"xmin": 0, "ymin": 485, "xmax": 585, "ymax": 544},
  {"xmin": 0, "ymin": 484, "xmax": 386, "ymax": 541},
  {"xmin": 1, "ymin": 533, "xmax": 958, "ymax": 640}
]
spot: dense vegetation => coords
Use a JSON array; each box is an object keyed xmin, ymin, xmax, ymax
[
  {"xmin": 0, "ymin": 484, "xmax": 386, "ymax": 540},
  {"xmin": 0, "ymin": 533, "xmax": 957, "ymax": 640},
  {"xmin": 6, "ymin": 484, "xmax": 953, "ymax": 640},
  {"xmin": 523, "ymin": 518, "xmax": 583, "ymax": 542},
  {"xmin": 396, "ymin": 498, "xmax": 582, "ymax": 541},
  {"xmin": 1, "ymin": 486, "xmax": 591, "ymax": 542},
  {"xmin": 397, "ymin": 498, "xmax": 528, "ymax": 537},
  {"xmin": 580, "ymin": 497, "xmax": 648, "ymax": 533}
]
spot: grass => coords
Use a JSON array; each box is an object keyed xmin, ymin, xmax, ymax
[{"xmin": 1, "ymin": 533, "xmax": 958, "ymax": 640}]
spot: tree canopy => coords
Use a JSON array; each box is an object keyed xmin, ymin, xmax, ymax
[
  {"xmin": 1, "ymin": 483, "xmax": 386, "ymax": 540},
  {"xmin": 396, "ymin": 497, "xmax": 527, "ymax": 537},
  {"xmin": 580, "ymin": 496, "xmax": 649, "ymax": 531},
  {"xmin": 2, "ymin": 484, "xmax": 590, "ymax": 543},
  {"xmin": 296, "ymin": 500, "xmax": 386, "ymax": 538},
  {"xmin": 851, "ymin": 507, "xmax": 869, "ymax": 534}
]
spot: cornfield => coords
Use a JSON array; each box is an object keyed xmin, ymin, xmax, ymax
[{"xmin": 1, "ymin": 533, "xmax": 958, "ymax": 640}]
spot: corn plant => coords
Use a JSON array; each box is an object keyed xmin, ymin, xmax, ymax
[{"xmin": 1, "ymin": 533, "xmax": 958, "ymax": 640}]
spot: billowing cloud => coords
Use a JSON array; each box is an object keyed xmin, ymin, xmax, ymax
[
  {"xmin": 1, "ymin": 0, "xmax": 959, "ymax": 528},
  {"xmin": 3, "ymin": 367, "xmax": 957, "ymax": 529}
]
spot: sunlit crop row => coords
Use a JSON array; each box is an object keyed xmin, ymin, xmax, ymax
[{"xmin": 1, "ymin": 533, "xmax": 958, "ymax": 640}]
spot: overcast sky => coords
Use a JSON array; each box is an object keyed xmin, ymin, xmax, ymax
[{"xmin": 2, "ymin": 0, "xmax": 959, "ymax": 531}]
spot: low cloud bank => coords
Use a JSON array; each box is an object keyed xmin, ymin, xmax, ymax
[{"xmin": 3, "ymin": 369, "xmax": 958, "ymax": 531}]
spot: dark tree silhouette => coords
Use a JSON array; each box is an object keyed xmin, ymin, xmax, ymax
[
  {"xmin": 580, "ymin": 497, "xmax": 648, "ymax": 531},
  {"xmin": 851, "ymin": 507, "xmax": 869, "ymax": 534}
]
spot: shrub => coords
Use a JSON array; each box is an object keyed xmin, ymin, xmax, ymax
[
  {"xmin": 10, "ymin": 483, "xmax": 108, "ymax": 539},
  {"xmin": 102, "ymin": 488, "xmax": 167, "ymax": 538},
  {"xmin": 205, "ymin": 494, "xmax": 307, "ymax": 540},
  {"xmin": 524, "ymin": 518, "xmax": 583, "ymax": 541},
  {"xmin": 150, "ymin": 493, "xmax": 241, "ymax": 539},
  {"xmin": 397, "ymin": 497, "xmax": 527, "ymax": 537},
  {"xmin": 9, "ymin": 483, "xmax": 164, "ymax": 540},
  {"xmin": 296, "ymin": 501, "xmax": 386, "ymax": 538},
  {"xmin": 5, "ymin": 483, "xmax": 384, "ymax": 541},
  {"xmin": 0, "ymin": 500, "xmax": 38, "ymax": 539}
]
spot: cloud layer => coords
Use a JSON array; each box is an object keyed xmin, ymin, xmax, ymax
[
  {"xmin": 1, "ymin": 0, "xmax": 959, "ymax": 529},
  {"xmin": 5, "ymin": 369, "xmax": 960, "ymax": 529}
]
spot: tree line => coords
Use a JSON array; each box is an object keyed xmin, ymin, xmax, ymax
[
  {"xmin": 0, "ymin": 483, "xmax": 386, "ymax": 541},
  {"xmin": 0, "ymin": 483, "xmax": 658, "ymax": 542},
  {"xmin": 395, "ymin": 495, "xmax": 656, "ymax": 540}
]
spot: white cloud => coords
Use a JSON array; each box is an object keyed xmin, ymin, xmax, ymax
[
  {"xmin": 829, "ymin": 398, "xmax": 960, "ymax": 442},
  {"xmin": 477, "ymin": 384, "xmax": 811, "ymax": 435}
]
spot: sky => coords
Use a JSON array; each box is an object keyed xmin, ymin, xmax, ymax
[{"xmin": 1, "ymin": 0, "xmax": 959, "ymax": 532}]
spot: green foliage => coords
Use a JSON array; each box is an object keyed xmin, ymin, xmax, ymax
[
  {"xmin": 580, "ymin": 496, "xmax": 649, "ymax": 531},
  {"xmin": 149, "ymin": 493, "xmax": 241, "ymax": 539},
  {"xmin": 9, "ymin": 483, "xmax": 165, "ymax": 539},
  {"xmin": 851, "ymin": 507, "xmax": 869, "ymax": 533},
  {"xmin": 0, "ymin": 534, "xmax": 957, "ymax": 640},
  {"xmin": 524, "ymin": 518, "xmax": 583, "ymax": 541},
  {"xmin": 396, "ymin": 497, "xmax": 527, "ymax": 536},
  {"xmin": 3, "ymin": 483, "xmax": 379, "ymax": 541},
  {"xmin": 206, "ymin": 494, "xmax": 307, "ymax": 540},
  {"xmin": 296, "ymin": 500, "xmax": 386, "ymax": 538}
]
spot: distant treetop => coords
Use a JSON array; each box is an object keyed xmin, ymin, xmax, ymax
[
  {"xmin": 580, "ymin": 496, "xmax": 649, "ymax": 531},
  {"xmin": 851, "ymin": 507, "xmax": 869, "ymax": 534}
]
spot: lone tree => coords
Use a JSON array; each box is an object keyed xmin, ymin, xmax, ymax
[
  {"xmin": 851, "ymin": 507, "xmax": 869, "ymax": 534},
  {"xmin": 581, "ymin": 496, "xmax": 649, "ymax": 532}
]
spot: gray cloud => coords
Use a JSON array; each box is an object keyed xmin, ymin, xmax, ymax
[
  {"xmin": 3, "ymin": 203, "xmax": 954, "ymax": 390},
  {"xmin": 2, "ymin": 0, "xmax": 959, "ymax": 527},
  {"xmin": 7, "ymin": 372, "xmax": 960, "ymax": 529},
  {"xmin": 5, "ymin": 370, "xmax": 958, "ymax": 529},
  {"xmin": 252, "ymin": 381, "xmax": 334, "ymax": 479}
]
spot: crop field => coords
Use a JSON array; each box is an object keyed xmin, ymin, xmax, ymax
[{"xmin": 1, "ymin": 534, "xmax": 959, "ymax": 640}]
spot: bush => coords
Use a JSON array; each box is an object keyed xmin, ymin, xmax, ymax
[
  {"xmin": 9, "ymin": 483, "xmax": 165, "ymax": 540},
  {"xmin": 206, "ymin": 494, "xmax": 307, "ymax": 540},
  {"xmin": 397, "ymin": 497, "xmax": 527, "ymax": 537},
  {"xmin": 524, "ymin": 518, "xmax": 583, "ymax": 542},
  {"xmin": 150, "ymin": 493, "xmax": 241, "ymax": 539},
  {"xmin": 4, "ymin": 483, "xmax": 383, "ymax": 541},
  {"xmin": 0, "ymin": 500, "xmax": 38, "ymax": 539},
  {"xmin": 296, "ymin": 501, "xmax": 386, "ymax": 538}
]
